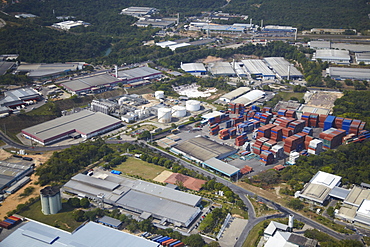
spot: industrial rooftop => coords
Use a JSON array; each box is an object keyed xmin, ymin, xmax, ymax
[
  {"xmin": 327, "ymin": 67, "xmax": 370, "ymax": 80},
  {"xmin": 0, "ymin": 221, "xmax": 158, "ymax": 247},
  {"xmin": 61, "ymin": 74, "xmax": 120, "ymax": 93},
  {"xmin": 264, "ymin": 57, "xmax": 303, "ymax": 79},
  {"xmin": 22, "ymin": 110, "xmax": 122, "ymax": 145}
]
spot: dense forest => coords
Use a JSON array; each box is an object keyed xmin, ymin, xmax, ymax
[
  {"xmin": 223, "ymin": 0, "xmax": 370, "ymax": 31},
  {"xmin": 280, "ymin": 141, "xmax": 370, "ymax": 185},
  {"xmin": 333, "ymin": 91, "xmax": 370, "ymax": 125}
]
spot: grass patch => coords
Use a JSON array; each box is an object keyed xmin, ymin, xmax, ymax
[
  {"xmin": 20, "ymin": 200, "xmax": 82, "ymax": 232},
  {"xmin": 364, "ymin": 236, "xmax": 370, "ymax": 246},
  {"xmin": 114, "ymin": 156, "xmax": 166, "ymax": 180},
  {"xmin": 249, "ymin": 197, "xmax": 278, "ymax": 217},
  {"xmin": 127, "ymin": 85, "xmax": 154, "ymax": 95},
  {"xmin": 230, "ymin": 207, "xmax": 248, "ymax": 219},
  {"xmin": 242, "ymin": 220, "xmax": 270, "ymax": 247},
  {"xmin": 277, "ymin": 91, "xmax": 305, "ymax": 101}
]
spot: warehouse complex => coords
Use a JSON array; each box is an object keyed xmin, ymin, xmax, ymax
[
  {"xmin": 16, "ymin": 62, "xmax": 84, "ymax": 80},
  {"xmin": 326, "ymin": 67, "xmax": 370, "ymax": 80},
  {"xmin": 209, "ymin": 62, "xmax": 236, "ymax": 76},
  {"xmin": 0, "ymin": 161, "xmax": 34, "ymax": 192},
  {"xmin": 22, "ymin": 110, "xmax": 122, "ymax": 145},
  {"xmin": 63, "ymin": 173, "xmax": 202, "ymax": 227},
  {"xmin": 61, "ymin": 74, "xmax": 121, "ymax": 95},
  {"xmin": 297, "ymin": 171, "xmax": 342, "ymax": 204},
  {"xmin": 0, "ymin": 220, "xmax": 159, "ymax": 247},
  {"xmin": 115, "ymin": 66, "xmax": 162, "ymax": 83},
  {"xmin": 0, "ymin": 88, "xmax": 41, "ymax": 108},
  {"xmin": 232, "ymin": 90, "xmax": 266, "ymax": 105},
  {"xmin": 219, "ymin": 87, "xmax": 251, "ymax": 103},
  {"xmin": 180, "ymin": 63, "xmax": 207, "ymax": 76}
]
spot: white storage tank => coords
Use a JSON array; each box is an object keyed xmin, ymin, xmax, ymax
[
  {"xmin": 186, "ymin": 100, "xmax": 200, "ymax": 112},
  {"xmin": 171, "ymin": 105, "xmax": 187, "ymax": 118},
  {"xmin": 155, "ymin": 91, "xmax": 165, "ymax": 99},
  {"xmin": 158, "ymin": 107, "xmax": 171, "ymax": 123}
]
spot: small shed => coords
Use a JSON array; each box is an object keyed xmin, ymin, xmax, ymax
[{"xmin": 98, "ymin": 216, "xmax": 122, "ymax": 228}]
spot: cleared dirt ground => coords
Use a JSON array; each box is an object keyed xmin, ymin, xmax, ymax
[{"xmin": 0, "ymin": 150, "xmax": 53, "ymax": 219}]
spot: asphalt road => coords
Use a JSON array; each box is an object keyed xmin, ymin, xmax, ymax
[{"xmin": 0, "ymin": 133, "xmax": 361, "ymax": 244}]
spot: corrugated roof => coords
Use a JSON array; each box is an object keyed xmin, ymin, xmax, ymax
[
  {"xmin": 264, "ymin": 57, "xmax": 303, "ymax": 78},
  {"xmin": 61, "ymin": 74, "xmax": 119, "ymax": 92},
  {"xmin": 203, "ymin": 157, "xmax": 239, "ymax": 176},
  {"xmin": 0, "ymin": 221, "xmax": 158, "ymax": 247},
  {"xmin": 329, "ymin": 186, "xmax": 350, "ymax": 200},
  {"xmin": 209, "ymin": 62, "xmax": 235, "ymax": 76},
  {"xmin": 117, "ymin": 67, "xmax": 161, "ymax": 80},
  {"xmin": 241, "ymin": 59, "xmax": 275, "ymax": 76},
  {"xmin": 220, "ymin": 87, "xmax": 251, "ymax": 101},
  {"xmin": 314, "ymin": 49, "xmax": 350, "ymax": 60},
  {"xmin": 328, "ymin": 67, "xmax": 370, "ymax": 80},
  {"xmin": 22, "ymin": 110, "xmax": 122, "ymax": 143},
  {"xmin": 180, "ymin": 63, "xmax": 206, "ymax": 72}
]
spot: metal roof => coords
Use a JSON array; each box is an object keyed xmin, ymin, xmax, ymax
[
  {"xmin": 98, "ymin": 216, "xmax": 121, "ymax": 227},
  {"xmin": 208, "ymin": 62, "xmax": 235, "ymax": 76},
  {"xmin": 22, "ymin": 110, "xmax": 122, "ymax": 143},
  {"xmin": 264, "ymin": 221, "xmax": 288, "ymax": 236},
  {"xmin": 173, "ymin": 136, "xmax": 236, "ymax": 162},
  {"xmin": 308, "ymin": 41, "xmax": 331, "ymax": 50},
  {"xmin": 203, "ymin": 157, "xmax": 239, "ymax": 177},
  {"xmin": 72, "ymin": 174, "xmax": 120, "ymax": 191},
  {"xmin": 61, "ymin": 74, "xmax": 119, "ymax": 92},
  {"xmin": 201, "ymin": 25, "xmax": 245, "ymax": 32},
  {"xmin": 344, "ymin": 186, "xmax": 370, "ymax": 207},
  {"xmin": 232, "ymin": 90, "xmax": 265, "ymax": 105},
  {"xmin": 313, "ymin": 49, "xmax": 350, "ymax": 61},
  {"xmin": 156, "ymin": 41, "xmax": 177, "ymax": 48},
  {"xmin": 180, "ymin": 63, "xmax": 206, "ymax": 73},
  {"xmin": 241, "ymin": 59, "xmax": 275, "ymax": 77},
  {"xmin": 0, "ymin": 61, "xmax": 15, "ymax": 75},
  {"xmin": 117, "ymin": 67, "xmax": 161, "ymax": 80},
  {"xmin": 332, "ymin": 43, "xmax": 370, "ymax": 53},
  {"xmin": 168, "ymin": 43, "xmax": 190, "ymax": 51},
  {"xmin": 327, "ymin": 67, "xmax": 370, "ymax": 80},
  {"xmin": 309, "ymin": 171, "xmax": 341, "ymax": 189},
  {"xmin": 264, "ymin": 57, "xmax": 303, "ymax": 78},
  {"xmin": 299, "ymin": 183, "xmax": 331, "ymax": 204},
  {"xmin": 0, "ymin": 221, "xmax": 158, "ymax": 247},
  {"xmin": 329, "ymin": 186, "xmax": 350, "ymax": 200},
  {"xmin": 220, "ymin": 87, "xmax": 251, "ymax": 101},
  {"xmin": 115, "ymin": 190, "xmax": 200, "ymax": 226},
  {"xmin": 0, "ymin": 88, "xmax": 40, "ymax": 106}
]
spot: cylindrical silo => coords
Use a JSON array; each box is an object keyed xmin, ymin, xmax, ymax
[
  {"xmin": 155, "ymin": 91, "xmax": 165, "ymax": 99},
  {"xmin": 40, "ymin": 186, "xmax": 62, "ymax": 215},
  {"xmin": 186, "ymin": 100, "xmax": 201, "ymax": 112},
  {"xmin": 171, "ymin": 105, "xmax": 187, "ymax": 118},
  {"xmin": 158, "ymin": 108, "xmax": 171, "ymax": 123}
]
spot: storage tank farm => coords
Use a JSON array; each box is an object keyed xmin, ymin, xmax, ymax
[
  {"xmin": 186, "ymin": 100, "xmax": 200, "ymax": 112},
  {"xmin": 171, "ymin": 105, "xmax": 187, "ymax": 118},
  {"xmin": 40, "ymin": 186, "xmax": 62, "ymax": 215},
  {"xmin": 158, "ymin": 107, "xmax": 172, "ymax": 123}
]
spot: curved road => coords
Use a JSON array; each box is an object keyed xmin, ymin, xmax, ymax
[{"xmin": 0, "ymin": 133, "xmax": 361, "ymax": 244}]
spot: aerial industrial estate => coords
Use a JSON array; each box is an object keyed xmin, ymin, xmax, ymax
[{"xmin": 0, "ymin": 1, "xmax": 370, "ymax": 246}]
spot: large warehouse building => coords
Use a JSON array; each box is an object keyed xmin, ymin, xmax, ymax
[
  {"xmin": 170, "ymin": 137, "xmax": 240, "ymax": 178},
  {"xmin": 208, "ymin": 62, "xmax": 235, "ymax": 76},
  {"xmin": 232, "ymin": 90, "xmax": 266, "ymax": 105},
  {"xmin": 63, "ymin": 173, "xmax": 202, "ymax": 227},
  {"xmin": 312, "ymin": 50, "xmax": 351, "ymax": 65},
  {"xmin": 116, "ymin": 66, "xmax": 162, "ymax": 83},
  {"xmin": 219, "ymin": 87, "xmax": 251, "ymax": 103},
  {"xmin": 241, "ymin": 59, "xmax": 275, "ymax": 80},
  {"xmin": 22, "ymin": 110, "xmax": 122, "ymax": 145},
  {"xmin": 61, "ymin": 74, "xmax": 121, "ymax": 95},
  {"xmin": 180, "ymin": 63, "xmax": 207, "ymax": 76},
  {"xmin": 264, "ymin": 57, "xmax": 303, "ymax": 80},
  {"xmin": 0, "ymin": 220, "xmax": 159, "ymax": 247},
  {"xmin": 16, "ymin": 62, "xmax": 84, "ymax": 80},
  {"xmin": 326, "ymin": 67, "xmax": 370, "ymax": 81},
  {"xmin": 0, "ymin": 88, "xmax": 41, "ymax": 108}
]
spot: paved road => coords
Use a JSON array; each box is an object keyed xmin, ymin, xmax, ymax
[
  {"xmin": 142, "ymin": 141, "xmax": 362, "ymax": 245},
  {"xmin": 0, "ymin": 133, "xmax": 361, "ymax": 244}
]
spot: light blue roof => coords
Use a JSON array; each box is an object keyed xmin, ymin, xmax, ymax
[{"xmin": 0, "ymin": 221, "xmax": 158, "ymax": 247}]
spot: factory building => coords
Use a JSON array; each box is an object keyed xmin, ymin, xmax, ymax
[
  {"xmin": 208, "ymin": 62, "xmax": 235, "ymax": 76},
  {"xmin": 62, "ymin": 173, "xmax": 202, "ymax": 227},
  {"xmin": 0, "ymin": 220, "xmax": 159, "ymax": 247},
  {"xmin": 116, "ymin": 66, "xmax": 162, "ymax": 83},
  {"xmin": 219, "ymin": 87, "xmax": 251, "ymax": 103},
  {"xmin": 326, "ymin": 67, "xmax": 370, "ymax": 81},
  {"xmin": 16, "ymin": 62, "xmax": 84, "ymax": 80},
  {"xmin": 308, "ymin": 40, "xmax": 331, "ymax": 50},
  {"xmin": 180, "ymin": 63, "xmax": 207, "ymax": 76},
  {"xmin": 61, "ymin": 74, "xmax": 121, "ymax": 95},
  {"xmin": 355, "ymin": 53, "xmax": 370, "ymax": 64},
  {"xmin": 0, "ymin": 161, "xmax": 34, "ymax": 192},
  {"xmin": 201, "ymin": 24, "xmax": 246, "ymax": 33},
  {"xmin": 22, "ymin": 110, "xmax": 122, "ymax": 145},
  {"xmin": 296, "ymin": 171, "xmax": 342, "ymax": 204},
  {"xmin": 135, "ymin": 18, "xmax": 177, "ymax": 29},
  {"xmin": 170, "ymin": 137, "xmax": 240, "ymax": 178},
  {"xmin": 264, "ymin": 57, "xmax": 303, "ymax": 80},
  {"xmin": 310, "ymin": 28, "xmax": 357, "ymax": 35},
  {"xmin": 0, "ymin": 61, "xmax": 16, "ymax": 75},
  {"xmin": 40, "ymin": 186, "xmax": 62, "ymax": 215},
  {"xmin": 91, "ymin": 99, "xmax": 116, "ymax": 115},
  {"xmin": 241, "ymin": 59, "xmax": 275, "ymax": 80},
  {"xmin": 312, "ymin": 49, "xmax": 351, "ymax": 65},
  {"xmin": 232, "ymin": 90, "xmax": 266, "ymax": 105},
  {"xmin": 52, "ymin": 20, "xmax": 90, "ymax": 30},
  {"xmin": 0, "ymin": 88, "xmax": 40, "ymax": 108},
  {"xmin": 120, "ymin": 7, "xmax": 158, "ymax": 17}
]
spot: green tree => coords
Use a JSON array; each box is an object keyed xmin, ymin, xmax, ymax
[
  {"xmin": 73, "ymin": 209, "xmax": 86, "ymax": 222},
  {"xmin": 183, "ymin": 234, "xmax": 205, "ymax": 247},
  {"xmin": 80, "ymin": 198, "xmax": 90, "ymax": 208},
  {"xmin": 68, "ymin": 197, "xmax": 81, "ymax": 208},
  {"xmin": 287, "ymin": 199, "xmax": 304, "ymax": 210},
  {"xmin": 326, "ymin": 206, "xmax": 335, "ymax": 218}
]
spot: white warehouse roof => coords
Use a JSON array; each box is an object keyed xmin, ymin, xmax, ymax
[
  {"xmin": 241, "ymin": 59, "xmax": 275, "ymax": 77},
  {"xmin": 264, "ymin": 57, "xmax": 303, "ymax": 79},
  {"xmin": 327, "ymin": 67, "xmax": 370, "ymax": 80},
  {"xmin": 219, "ymin": 87, "xmax": 251, "ymax": 102},
  {"xmin": 313, "ymin": 49, "xmax": 350, "ymax": 62},
  {"xmin": 232, "ymin": 90, "xmax": 265, "ymax": 105},
  {"xmin": 181, "ymin": 63, "xmax": 206, "ymax": 73},
  {"xmin": 0, "ymin": 221, "xmax": 158, "ymax": 247}
]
